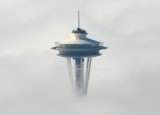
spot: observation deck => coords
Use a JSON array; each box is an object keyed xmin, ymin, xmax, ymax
[{"xmin": 52, "ymin": 28, "xmax": 107, "ymax": 57}]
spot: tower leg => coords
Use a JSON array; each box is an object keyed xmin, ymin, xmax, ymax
[
  {"xmin": 84, "ymin": 57, "xmax": 92, "ymax": 95},
  {"xmin": 75, "ymin": 58, "xmax": 84, "ymax": 96},
  {"xmin": 67, "ymin": 57, "xmax": 92, "ymax": 97},
  {"xmin": 67, "ymin": 58, "xmax": 74, "ymax": 92}
]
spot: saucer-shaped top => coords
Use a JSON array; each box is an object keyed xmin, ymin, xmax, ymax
[{"xmin": 59, "ymin": 28, "xmax": 100, "ymax": 46}]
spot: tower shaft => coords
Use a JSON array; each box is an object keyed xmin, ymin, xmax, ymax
[
  {"xmin": 67, "ymin": 57, "xmax": 92, "ymax": 97},
  {"xmin": 75, "ymin": 58, "xmax": 84, "ymax": 96}
]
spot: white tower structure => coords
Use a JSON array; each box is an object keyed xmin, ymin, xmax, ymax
[{"xmin": 52, "ymin": 12, "xmax": 107, "ymax": 97}]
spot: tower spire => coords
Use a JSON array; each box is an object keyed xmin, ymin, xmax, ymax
[{"xmin": 78, "ymin": 11, "xmax": 80, "ymax": 28}]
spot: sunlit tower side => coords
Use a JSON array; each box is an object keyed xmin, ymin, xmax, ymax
[{"xmin": 52, "ymin": 12, "xmax": 107, "ymax": 97}]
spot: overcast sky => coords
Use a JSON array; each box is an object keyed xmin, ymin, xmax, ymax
[{"xmin": 0, "ymin": 0, "xmax": 160, "ymax": 115}]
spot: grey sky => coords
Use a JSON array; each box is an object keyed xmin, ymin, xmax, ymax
[{"xmin": 0, "ymin": 0, "xmax": 160, "ymax": 115}]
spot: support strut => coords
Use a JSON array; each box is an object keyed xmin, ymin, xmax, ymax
[{"xmin": 67, "ymin": 57, "xmax": 92, "ymax": 97}]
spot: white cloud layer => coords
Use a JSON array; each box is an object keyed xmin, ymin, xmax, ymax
[{"xmin": 0, "ymin": 0, "xmax": 160, "ymax": 115}]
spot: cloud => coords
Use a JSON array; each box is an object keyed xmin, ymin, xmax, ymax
[{"xmin": 0, "ymin": 0, "xmax": 160, "ymax": 115}]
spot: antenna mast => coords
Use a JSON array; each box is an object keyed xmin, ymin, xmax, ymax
[{"xmin": 78, "ymin": 11, "xmax": 80, "ymax": 28}]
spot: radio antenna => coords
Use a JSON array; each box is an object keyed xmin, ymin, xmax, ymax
[{"xmin": 78, "ymin": 11, "xmax": 80, "ymax": 28}]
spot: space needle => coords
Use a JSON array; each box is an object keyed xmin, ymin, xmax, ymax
[{"xmin": 52, "ymin": 12, "xmax": 107, "ymax": 97}]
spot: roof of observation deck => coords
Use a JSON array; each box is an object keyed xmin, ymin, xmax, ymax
[
  {"xmin": 72, "ymin": 28, "xmax": 87, "ymax": 34},
  {"xmin": 59, "ymin": 37, "xmax": 100, "ymax": 45}
]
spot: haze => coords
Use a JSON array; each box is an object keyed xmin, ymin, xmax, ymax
[{"xmin": 0, "ymin": 0, "xmax": 160, "ymax": 115}]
